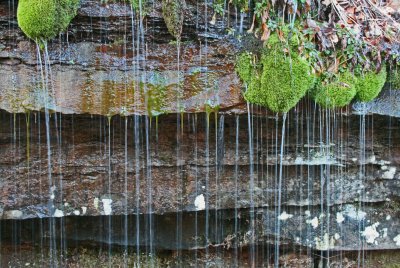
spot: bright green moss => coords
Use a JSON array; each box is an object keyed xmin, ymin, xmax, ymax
[
  {"xmin": 311, "ymin": 71, "xmax": 357, "ymax": 108},
  {"xmin": 388, "ymin": 68, "xmax": 400, "ymax": 89},
  {"xmin": 245, "ymin": 50, "xmax": 314, "ymax": 113},
  {"xmin": 17, "ymin": 0, "xmax": 57, "ymax": 43},
  {"xmin": 355, "ymin": 68, "xmax": 387, "ymax": 102},
  {"xmin": 236, "ymin": 52, "xmax": 253, "ymax": 85},
  {"xmin": 58, "ymin": 0, "xmax": 80, "ymax": 32},
  {"xmin": 17, "ymin": 0, "xmax": 79, "ymax": 45},
  {"xmin": 243, "ymin": 69, "xmax": 261, "ymax": 105}
]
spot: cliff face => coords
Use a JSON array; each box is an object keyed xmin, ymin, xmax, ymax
[{"xmin": 0, "ymin": 0, "xmax": 399, "ymax": 254}]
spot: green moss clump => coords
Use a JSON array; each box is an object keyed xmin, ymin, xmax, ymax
[
  {"xmin": 267, "ymin": 27, "xmax": 301, "ymax": 51},
  {"xmin": 58, "ymin": 0, "xmax": 80, "ymax": 32},
  {"xmin": 162, "ymin": 0, "xmax": 185, "ymax": 40},
  {"xmin": 17, "ymin": 0, "xmax": 79, "ymax": 45},
  {"xmin": 244, "ymin": 50, "xmax": 314, "ymax": 113},
  {"xmin": 355, "ymin": 68, "xmax": 387, "ymax": 102},
  {"xmin": 388, "ymin": 68, "xmax": 400, "ymax": 89},
  {"xmin": 235, "ymin": 52, "xmax": 253, "ymax": 85},
  {"xmin": 311, "ymin": 71, "xmax": 357, "ymax": 108}
]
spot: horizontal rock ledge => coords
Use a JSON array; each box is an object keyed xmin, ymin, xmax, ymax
[{"xmin": 1, "ymin": 204, "xmax": 399, "ymax": 251}]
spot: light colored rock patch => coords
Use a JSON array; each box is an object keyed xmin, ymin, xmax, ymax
[
  {"xmin": 393, "ymin": 234, "xmax": 400, "ymax": 246},
  {"xmin": 82, "ymin": 206, "xmax": 87, "ymax": 215},
  {"xmin": 382, "ymin": 228, "xmax": 388, "ymax": 238},
  {"xmin": 362, "ymin": 222, "xmax": 380, "ymax": 244},
  {"xmin": 343, "ymin": 205, "xmax": 366, "ymax": 221},
  {"xmin": 4, "ymin": 210, "xmax": 23, "ymax": 219},
  {"xmin": 53, "ymin": 209, "xmax": 64, "ymax": 218},
  {"xmin": 307, "ymin": 217, "xmax": 319, "ymax": 229},
  {"xmin": 194, "ymin": 194, "xmax": 205, "ymax": 211},
  {"xmin": 278, "ymin": 211, "xmax": 293, "ymax": 221},
  {"xmin": 305, "ymin": 210, "xmax": 311, "ymax": 217},
  {"xmin": 336, "ymin": 212, "xmax": 345, "ymax": 223},
  {"xmin": 382, "ymin": 167, "xmax": 396, "ymax": 179},
  {"xmin": 102, "ymin": 199, "xmax": 113, "ymax": 215},
  {"xmin": 94, "ymin": 198, "xmax": 99, "ymax": 210}
]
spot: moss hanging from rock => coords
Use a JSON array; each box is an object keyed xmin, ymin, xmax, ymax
[
  {"xmin": 311, "ymin": 71, "xmax": 357, "ymax": 108},
  {"xmin": 235, "ymin": 52, "xmax": 254, "ymax": 85},
  {"xmin": 354, "ymin": 68, "xmax": 387, "ymax": 102},
  {"xmin": 257, "ymin": 51, "xmax": 314, "ymax": 113},
  {"xmin": 162, "ymin": 0, "xmax": 186, "ymax": 41},
  {"xmin": 17, "ymin": 0, "xmax": 79, "ymax": 46}
]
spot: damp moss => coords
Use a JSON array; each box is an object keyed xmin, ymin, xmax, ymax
[
  {"xmin": 161, "ymin": 0, "xmax": 185, "ymax": 40},
  {"xmin": 311, "ymin": 71, "xmax": 357, "ymax": 108},
  {"xmin": 235, "ymin": 52, "xmax": 254, "ymax": 85},
  {"xmin": 267, "ymin": 27, "xmax": 301, "ymax": 52},
  {"xmin": 354, "ymin": 68, "xmax": 387, "ymax": 102},
  {"xmin": 17, "ymin": 0, "xmax": 79, "ymax": 45},
  {"xmin": 244, "ymin": 50, "xmax": 314, "ymax": 113}
]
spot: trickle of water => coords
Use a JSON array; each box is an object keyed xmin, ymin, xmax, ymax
[{"xmin": 274, "ymin": 112, "xmax": 287, "ymax": 268}]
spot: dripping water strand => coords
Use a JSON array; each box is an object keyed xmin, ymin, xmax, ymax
[{"xmin": 274, "ymin": 112, "xmax": 287, "ymax": 268}]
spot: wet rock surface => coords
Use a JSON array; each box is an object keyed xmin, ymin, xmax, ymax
[
  {"xmin": 0, "ymin": 108, "xmax": 399, "ymax": 250},
  {"xmin": 0, "ymin": 0, "xmax": 399, "ymax": 256},
  {"xmin": 0, "ymin": 0, "xmax": 244, "ymax": 115}
]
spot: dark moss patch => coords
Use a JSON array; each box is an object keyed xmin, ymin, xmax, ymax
[{"xmin": 161, "ymin": 0, "xmax": 185, "ymax": 40}]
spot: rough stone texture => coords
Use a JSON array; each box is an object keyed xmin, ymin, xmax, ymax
[
  {"xmin": 0, "ymin": 0, "xmax": 245, "ymax": 115},
  {"xmin": 0, "ymin": 108, "xmax": 399, "ymax": 250},
  {"xmin": 0, "ymin": 0, "xmax": 399, "ymax": 254}
]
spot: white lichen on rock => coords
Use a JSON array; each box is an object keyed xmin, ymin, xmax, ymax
[
  {"xmin": 278, "ymin": 211, "xmax": 293, "ymax": 221},
  {"xmin": 194, "ymin": 194, "xmax": 205, "ymax": 211},
  {"xmin": 336, "ymin": 212, "xmax": 345, "ymax": 223},
  {"xmin": 343, "ymin": 205, "xmax": 366, "ymax": 221},
  {"xmin": 307, "ymin": 217, "xmax": 319, "ymax": 229},
  {"xmin": 101, "ymin": 199, "xmax": 113, "ymax": 215},
  {"xmin": 393, "ymin": 234, "xmax": 400, "ymax": 246},
  {"xmin": 53, "ymin": 209, "xmax": 64, "ymax": 218},
  {"xmin": 94, "ymin": 198, "xmax": 99, "ymax": 210},
  {"xmin": 382, "ymin": 167, "xmax": 396, "ymax": 179},
  {"xmin": 362, "ymin": 222, "xmax": 380, "ymax": 244}
]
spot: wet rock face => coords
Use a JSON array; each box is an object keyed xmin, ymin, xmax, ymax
[
  {"xmin": 0, "ymin": 108, "xmax": 399, "ymax": 250},
  {"xmin": 0, "ymin": 0, "xmax": 399, "ymax": 254},
  {"xmin": 0, "ymin": 0, "xmax": 244, "ymax": 115}
]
